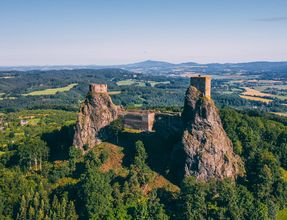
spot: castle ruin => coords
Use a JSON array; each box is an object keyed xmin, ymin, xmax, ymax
[
  {"xmin": 85, "ymin": 77, "xmax": 212, "ymax": 133},
  {"xmin": 90, "ymin": 84, "xmax": 108, "ymax": 94},
  {"xmin": 122, "ymin": 110, "xmax": 155, "ymax": 132},
  {"xmin": 190, "ymin": 75, "xmax": 211, "ymax": 98}
]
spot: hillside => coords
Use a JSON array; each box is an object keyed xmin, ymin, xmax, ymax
[{"xmin": 0, "ymin": 107, "xmax": 287, "ymax": 219}]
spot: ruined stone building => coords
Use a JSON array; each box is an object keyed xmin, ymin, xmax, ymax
[
  {"xmin": 122, "ymin": 110, "xmax": 155, "ymax": 132},
  {"xmin": 74, "ymin": 78, "xmax": 243, "ymax": 182},
  {"xmin": 190, "ymin": 75, "xmax": 211, "ymax": 98}
]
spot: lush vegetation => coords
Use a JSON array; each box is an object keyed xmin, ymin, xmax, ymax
[
  {"xmin": 0, "ymin": 68, "xmax": 287, "ymax": 219},
  {"xmin": 1, "ymin": 69, "xmax": 286, "ymax": 113},
  {"xmin": 0, "ymin": 107, "xmax": 287, "ymax": 219}
]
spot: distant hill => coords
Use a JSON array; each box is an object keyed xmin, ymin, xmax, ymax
[
  {"xmin": 1, "ymin": 60, "xmax": 287, "ymax": 76},
  {"xmin": 119, "ymin": 60, "xmax": 175, "ymax": 68}
]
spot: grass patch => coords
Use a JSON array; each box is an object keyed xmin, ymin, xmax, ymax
[
  {"xmin": 28, "ymin": 118, "xmax": 41, "ymax": 125},
  {"xmin": 133, "ymin": 104, "xmax": 143, "ymax": 108},
  {"xmin": 277, "ymin": 208, "xmax": 287, "ymax": 220},
  {"xmin": 116, "ymin": 79, "xmax": 137, "ymax": 86},
  {"xmin": 242, "ymin": 87, "xmax": 273, "ymax": 97},
  {"xmin": 95, "ymin": 142, "xmax": 178, "ymax": 193},
  {"xmin": 254, "ymin": 84, "xmax": 287, "ymax": 91},
  {"xmin": 108, "ymin": 91, "xmax": 121, "ymax": 95},
  {"xmin": 242, "ymin": 87, "xmax": 287, "ymax": 101},
  {"xmin": 240, "ymin": 95, "xmax": 273, "ymax": 103},
  {"xmin": 23, "ymin": 83, "xmax": 78, "ymax": 96},
  {"xmin": 94, "ymin": 142, "xmax": 128, "ymax": 176},
  {"xmin": 149, "ymin": 81, "xmax": 170, "ymax": 87},
  {"xmin": 282, "ymin": 169, "xmax": 287, "ymax": 182},
  {"xmin": 0, "ymin": 96, "xmax": 16, "ymax": 101},
  {"xmin": 0, "ymin": 76, "xmax": 15, "ymax": 79},
  {"xmin": 272, "ymin": 112, "xmax": 287, "ymax": 117},
  {"xmin": 123, "ymin": 128, "xmax": 143, "ymax": 133}
]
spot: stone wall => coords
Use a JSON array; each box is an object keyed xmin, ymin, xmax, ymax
[{"xmin": 123, "ymin": 111, "xmax": 155, "ymax": 131}]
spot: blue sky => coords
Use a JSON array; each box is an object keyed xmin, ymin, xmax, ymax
[{"xmin": 0, "ymin": 0, "xmax": 286, "ymax": 65}]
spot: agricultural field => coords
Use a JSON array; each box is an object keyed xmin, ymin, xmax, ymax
[
  {"xmin": 240, "ymin": 95, "xmax": 273, "ymax": 103},
  {"xmin": 272, "ymin": 112, "xmax": 287, "ymax": 117},
  {"xmin": 254, "ymin": 84, "xmax": 287, "ymax": 91},
  {"xmin": 242, "ymin": 87, "xmax": 273, "ymax": 97},
  {"xmin": 23, "ymin": 83, "xmax": 78, "ymax": 96},
  {"xmin": 233, "ymin": 78, "xmax": 287, "ymax": 103}
]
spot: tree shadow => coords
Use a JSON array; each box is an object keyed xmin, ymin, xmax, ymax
[
  {"xmin": 110, "ymin": 114, "xmax": 183, "ymax": 184},
  {"xmin": 41, "ymin": 124, "xmax": 75, "ymax": 161}
]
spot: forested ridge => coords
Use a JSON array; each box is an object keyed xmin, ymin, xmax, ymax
[{"xmin": 0, "ymin": 107, "xmax": 287, "ymax": 219}]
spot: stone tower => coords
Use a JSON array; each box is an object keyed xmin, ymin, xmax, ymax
[
  {"xmin": 89, "ymin": 84, "xmax": 108, "ymax": 94},
  {"xmin": 190, "ymin": 75, "xmax": 211, "ymax": 98}
]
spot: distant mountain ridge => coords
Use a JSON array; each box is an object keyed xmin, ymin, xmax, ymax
[{"xmin": 1, "ymin": 60, "xmax": 287, "ymax": 74}]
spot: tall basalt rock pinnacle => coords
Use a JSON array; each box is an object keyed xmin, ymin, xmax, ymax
[
  {"xmin": 73, "ymin": 84, "xmax": 118, "ymax": 152},
  {"xmin": 173, "ymin": 86, "xmax": 243, "ymax": 181}
]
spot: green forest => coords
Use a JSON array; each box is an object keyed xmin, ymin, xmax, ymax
[
  {"xmin": 0, "ymin": 69, "xmax": 287, "ymax": 219},
  {"xmin": 1, "ymin": 69, "xmax": 286, "ymax": 113},
  {"xmin": 0, "ymin": 107, "xmax": 287, "ymax": 219}
]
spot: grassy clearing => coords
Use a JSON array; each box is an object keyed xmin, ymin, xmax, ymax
[
  {"xmin": 133, "ymin": 104, "xmax": 143, "ymax": 107},
  {"xmin": 0, "ymin": 94, "xmax": 16, "ymax": 101},
  {"xmin": 277, "ymin": 208, "xmax": 287, "ymax": 220},
  {"xmin": 242, "ymin": 87, "xmax": 273, "ymax": 97},
  {"xmin": 108, "ymin": 91, "xmax": 121, "ymax": 95},
  {"xmin": 282, "ymin": 169, "xmax": 287, "ymax": 182},
  {"xmin": 94, "ymin": 142, "xmax": 128, "ymax": 176},
  {"xmin": 123, "ymin": 128, "xmax": 143, "ymax": 133},
  {"xmin": 95, "ymin": 142, "xmax": 178, "ymax": 193},
  {"xmin": 149, "ymin": 81, "xmax": 170, "ymax": 87},
  {"xmin": 242, "ymin": 87, "xmax": 287, "ymax": 100},
  {"xmin": 8, "ymin": 97, "xmax": 16, "ymax": 100},
  {"xmin": 23, "ymin": 83, "xmax": 78, "ymax": 96},
  {"xmin": 240, "ymin": 95, "xmax": 273, "ymax": 103},
  {"xmin": 272, "ymin": 112, "xmax": 287, "ymax": 117},
  {"xmin": 0, "ymin": 76, "xmax": 15, "ymax": 79},
  {"xmin": 116, "ymin": 79, "xmax": 137, "ymax": 86},
  {"xmin": 254, "ymin": 84, "xmax": 287, "ymax": 92}
]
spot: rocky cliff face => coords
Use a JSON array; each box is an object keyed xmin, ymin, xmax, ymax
[
  {"xmin": 172, "ymin": 86, "xmax": 243, "ymax": 181},
  {"xmin": 73, "ymin": 85, "xmax": 119, "ymax": 152}
]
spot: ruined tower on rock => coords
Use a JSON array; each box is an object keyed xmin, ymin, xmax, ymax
[
  {"xmin": 172, "ymin": 75, "xmax": 243, "ymax": 182},
  {"xmin": 73, "ymin": 84, "xmax": 119, "ymax": 152}
]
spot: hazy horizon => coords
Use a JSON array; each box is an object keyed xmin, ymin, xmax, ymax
[
  {"xmin": 0, "ymin": 0, "xmax": 287, "ymax": 66},
  {"xmin": 1, "ymin": 59, "xmax": 287, "ymax": 68}
]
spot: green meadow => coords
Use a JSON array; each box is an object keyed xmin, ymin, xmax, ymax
[{"xmin": 23, "ymin": 83, "xmax": 78, "ymax": 96}]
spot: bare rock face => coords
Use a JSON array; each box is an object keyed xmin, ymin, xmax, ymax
[
  {"xmin": 172, "ymin": 86, "xmax": 243, "ymax": 181},
  {"xmin": 73, "ymin": 84, "xmax": 118, "ymax": 152}
]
